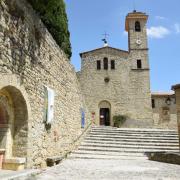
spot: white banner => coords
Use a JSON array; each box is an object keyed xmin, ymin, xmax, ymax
[{"xmin": 45, "ymin": 86, "xmax": 55, "ymax": 125}]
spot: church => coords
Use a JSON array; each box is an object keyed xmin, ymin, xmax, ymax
[
  {"xmin": 0, "ymin": 0, "xmax": 178, "ymax": 170},
  {"xmin": 77, "ymin": 11, "xmax": 176, "ymax": 128}
]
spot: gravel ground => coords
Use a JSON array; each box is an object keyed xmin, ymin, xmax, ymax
[{"xmin": 22, "ymin": 158, "xmax": 180, "ymax": 180}]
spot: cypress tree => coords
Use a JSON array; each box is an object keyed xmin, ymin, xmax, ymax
[{"xmin": 28, "ymin": 0, "xmax": 72, "ymax": 59}]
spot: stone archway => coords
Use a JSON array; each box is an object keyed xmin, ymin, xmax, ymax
[
  {"xmin": 0, "ymin": 86, "xmax": 28, "ymax": 158},
  {"xmin": 99, "ymin": 101, "xmax": 111, "ymax": 126}
]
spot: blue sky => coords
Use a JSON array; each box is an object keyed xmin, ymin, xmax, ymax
[{"xmin": 65, "ymin": 0, "xmax": 180, "ymax": 92}]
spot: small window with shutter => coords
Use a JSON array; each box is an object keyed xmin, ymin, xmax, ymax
[
  {"xmin": 111, "ymin": 60, "xmax": 115, "ymax": 70},
  {"xmin": 137, "ymin": 59, "xmax": 142, "ymax": 69},
  {"xmin": 104, "ymin": 58, "xmax": 108, "ymax": 70},
  {"xmin": 97, "ymin": 60, "xmax": 101, "ymax": 70},
  {"xmin": 152, "ymin": 99, "xmax": 155, "ymax": 108}
]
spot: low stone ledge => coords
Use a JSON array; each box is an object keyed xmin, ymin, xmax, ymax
[
  {"xmin": 146, "ymin": 152, "xmax": 180, "ymax": 165},
  {"xmin": 2, "ymin": 158, "xmax": 26, "ymax": 171},
  {"xmin": 3, "ymin": 158, "xmax": 26, "ymax": 164},
  {"xmin": 0, "ymin": 149, "xmax": 5, "ymax": 153},
  {"xmin": 46, "ymin": 156, "xmax": 63, "ymax": 167}
]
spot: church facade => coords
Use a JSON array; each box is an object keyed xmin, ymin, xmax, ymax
[{"xmin": 77, "ymin": 11, "xmax": 154, "ymax": 128}]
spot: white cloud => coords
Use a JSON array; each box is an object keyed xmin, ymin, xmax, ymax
[
  {"xmin": 155, "ymin": 16, "xmax": 167, "ymax": 20},
  {"xmin": 174, "ymin": 23, "xmax": 180, "ymax": 34},
  {"xmin": 147, "ymin": 26, "xmax": 170, "ymax": 39}
]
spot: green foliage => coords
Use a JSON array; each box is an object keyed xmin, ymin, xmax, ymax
[
  {"xmin": 113, "ymin": 115, "xmax": 127, "ymax": 127},
  {"xmin": 28, "ymin": 0, "xmax": 71, "ymax": 59}
]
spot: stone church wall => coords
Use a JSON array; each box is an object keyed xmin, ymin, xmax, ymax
[
  {"xmin": 78, "ymin": 47, "xmax": 153, "ymax": 128},
  {"xmin": 0, "ymin": 0, "xmax": 91, "ymax": 168}
]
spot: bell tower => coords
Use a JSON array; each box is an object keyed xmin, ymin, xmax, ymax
[
  {"xmin": 125, "ymin": 11, "xmax": 149, "ymax": 70},
  {"xmin": 125, "ymin": 11, "xmax": 153, "ymax": 126},
  {"xmin": 125, "ymin": 10, "xmax": 148, "ymax": 51}
]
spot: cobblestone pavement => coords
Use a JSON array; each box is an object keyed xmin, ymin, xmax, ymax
[{"xmin": 22, "ymin": 158, "xmax": 180, "ymax": 180}]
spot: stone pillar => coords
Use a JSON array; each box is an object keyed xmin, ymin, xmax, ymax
[{"xmin": 172, "ymin": 84, "xmax": 180, "ymax": 150}]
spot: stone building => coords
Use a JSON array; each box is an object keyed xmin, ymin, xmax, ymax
[
  {"xmin": 172, "ymin": 84, "xmax": 180, "ymax": 146},
  {"xmin": 78, "ymin": 11, "xmax": 153, "ymax": 128},
  {"xmin": 152, "ymin": 92, "xmax": 177, "ymax": 129},
  {"xmin": 0, "ymin": 0, "xmax": 90, "ymax": 169}
]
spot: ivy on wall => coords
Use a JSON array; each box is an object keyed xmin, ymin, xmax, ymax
[{"xmin": 28, "ymin": 0, "xmax": 72, "ymax": 59}]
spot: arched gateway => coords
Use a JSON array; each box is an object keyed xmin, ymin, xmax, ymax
[
  {"xmin": 99, "ymin": 101, "xmax": 111, "ymax": 126},
  {"xmin": 0, "ymin": 85, "xmax": 28, "ymax": 158}
]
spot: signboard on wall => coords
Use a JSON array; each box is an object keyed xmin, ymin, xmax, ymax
[
  {"xmin": 44, "ymin": 86, "xmax": 55, "ymax": 125},
  {"xmin": 81, "ymin": 108, "xmax": 85, "ymax": 128}
]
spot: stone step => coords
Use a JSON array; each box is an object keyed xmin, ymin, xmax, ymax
[
  {"xmin": 69, "ymin": 153, "xmax": 148, "ymax": 160},
  {"xmin": 91, "ymin": 129, "xmax": 178, "ymax": 133},
  {"xmin": 80, "ymin": 143, "xmax": 179, "ymax": 150},
  {"xmin": 83, "ymin": 140, "xmax": 179, "ymax": 146},
  {"xmin": 92, "ymin": 127, "xmax": 178, "ymax": 132},
  {"xmin": 86, "ymin": 134, "xmax": 179, "ymax": 140},
  {"xmin": 78, "ymin": 146, "xmax": 179, "ymax": 153},
  {"xmin": 85, "ymin": 137, "xmax": 179, "ymax": 143},
  {"xmin": 71, "ymin": 150, "xmax": 146, "ymax": 157},
  {"xmin": 72, "ymin": 127, "xmax": 180, "ymax": 160},
  {"xmin": 89, "ymin": 132, "xmax": 178, "ymax": 137}
]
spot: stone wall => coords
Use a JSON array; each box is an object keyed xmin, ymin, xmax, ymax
[
  {"xmin": 172, "ymin": 84, "xmax": 180, "ymax": 147},
  {"xmin": 152, "ymin": 93, "xmax": 177, "ymax": 129},
  {"xmin": 0, "ymin": 0, "xmax": 91, "ymax": 168}
]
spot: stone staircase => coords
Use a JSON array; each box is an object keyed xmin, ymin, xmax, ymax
[{"xmin": 70, "ymin": 126, "xmax": 180, "ymax": 160}]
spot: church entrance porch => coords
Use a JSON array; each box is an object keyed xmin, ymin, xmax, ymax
[
  {"xmin": 100, "ymin": 108, "xmax": 110, "ymax": 126},
  {"xmin": 99, "ymin": 101, "xmax": 111, "ymax": 126}
]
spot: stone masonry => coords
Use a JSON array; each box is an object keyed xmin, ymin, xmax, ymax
[
  {"xmin": 152, "ymin": 93, "xmax": 177, "ymax": 129},
  {"xmin": 0, "ymin": 0, "xmax": 91, "ymax": 168}
]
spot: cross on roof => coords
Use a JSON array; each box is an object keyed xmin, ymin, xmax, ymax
[
  {"xmin": 102, "ymin": 32, "xmax": 109, "ymax": 46},
  {"xmin": 133, "ymin": 0, "xmax": 137, "ymax": 12},
  {"xmin": 102, "ymin": 32, "xmax": 109, "ymax": 40}
]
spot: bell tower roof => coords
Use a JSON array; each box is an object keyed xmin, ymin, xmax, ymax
[{"xmin": 125, "ymin": 11, "xmax": 148, "ymax": 31}]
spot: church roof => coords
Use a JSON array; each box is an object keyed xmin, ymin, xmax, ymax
[
  {"xmin": 151, "ymin": 92, "xmax": 175, "ymax": 97},
  {"xmin": 80, "ymin": 46, "xmax": 129, "ymax": 58}
]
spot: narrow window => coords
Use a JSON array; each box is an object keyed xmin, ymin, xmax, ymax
[
  {"xmin": 111, "ymin": 60, "xmax": 115, "ymax": 70},
  {"xmin": 137, "ymin": 59, "xmax": 142, "ymax": 69},
  {"xmin": 104, "ymin": 58, "xmax": 108, "ymax": 70},
  {"xmin": 152, "ymin": 99, "xmax": 155, "ymax": 108},
  {"xmin": 135, "ymin": 21, "xmax": 141, "ymax": 32},
  {"xmin": 97, "ymin": 60, "xmax": 101, "ymax": 70}
]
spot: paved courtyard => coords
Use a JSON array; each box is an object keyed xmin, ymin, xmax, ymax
[{"xmin": 22, "ymin": 157, "xmax": 180, "ymax": 180}]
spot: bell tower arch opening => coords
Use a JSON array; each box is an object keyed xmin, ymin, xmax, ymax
[{"xmin": 99, "ymin": 101, "xmax": 111, "ymax": 126}]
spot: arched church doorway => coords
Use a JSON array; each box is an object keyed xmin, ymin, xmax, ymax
[
  {"xmin": 99, "ymin": 101, "xmax": 111, "ymax": 126},
  {"xmin": 0, "ymin": 86, "xmax": 28, "ymax": 158}
]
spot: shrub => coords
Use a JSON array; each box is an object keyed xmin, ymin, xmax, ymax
[
  {"xmin": 113, "ymin": 115, "xmax": 127, "ymax": 128},
  {"xmin": 28, "ymin": 0, "xmax": 72, "ymax": 59}
]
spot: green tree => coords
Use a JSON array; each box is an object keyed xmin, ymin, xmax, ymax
[{"xmin": 28, "ymin": 0, "xmax": 72, "ymax": 59}]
